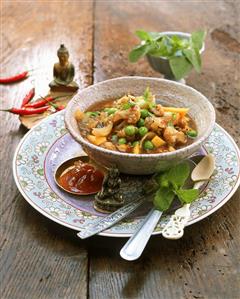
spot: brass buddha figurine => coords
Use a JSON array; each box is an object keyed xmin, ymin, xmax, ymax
[{"xmin": 49, "ymin": 44, "xmax": 79, "ymax": 92}]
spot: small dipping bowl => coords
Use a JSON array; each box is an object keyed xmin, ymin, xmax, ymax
[{"xmin": 54, "ymin": 156, "xmax": 105, "ymax": 195}]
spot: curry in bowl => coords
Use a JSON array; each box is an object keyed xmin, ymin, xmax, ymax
[{"xmin": 74, "ymin": 88, "xmax": 197, "ymax": 155}]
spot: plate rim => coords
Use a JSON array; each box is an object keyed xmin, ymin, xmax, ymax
[{"xmin": 12, "ymin": 111, "xmax": 240, "ymax": 237}]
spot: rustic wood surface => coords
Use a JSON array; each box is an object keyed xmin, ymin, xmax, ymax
[{"xmin": 0, "ymin": 1, "xmax": 239, "ymax": 299}]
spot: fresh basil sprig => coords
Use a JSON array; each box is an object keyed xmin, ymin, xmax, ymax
[
  {"xmin": 153, "ymin": 162, "xmax": 199, "ymax": 211},
  {"xmin": 129, "ymin": 30, "xmax": 206, "ymax": 80}
]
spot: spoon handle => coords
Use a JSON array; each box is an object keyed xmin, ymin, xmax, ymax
[
  {"xmin": 162, "ymin": 181, "xmax": 204, "ymax": 240},
  {"xmin": 120, "ymin": 208, "xmax": 163, "ymax": 261},
  {"xmin": 77, "ymin": 197, "xmax": 146, "ymax": 239}
]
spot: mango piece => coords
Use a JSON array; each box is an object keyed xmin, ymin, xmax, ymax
[
  {"xmin": 87, "ymin": 135, "xmax": 106, "ymax": 145},
  {"xmin": 75, "ymin": 109, "xmax": 84, "ymax": 121},
  {"xmin": 163, "ymin": 107, "xmax": 189, "ymax": 116},
  {"xmin": 117, "ymin": 144, "xmax": 128, "ymax": 152},
  {"xmin": 151, "ymin": 135, "xmax": 166, "ymax": 148},
  {"xmin": 133, "ymin": 143, "xmax": 140, "ymax": 154}
]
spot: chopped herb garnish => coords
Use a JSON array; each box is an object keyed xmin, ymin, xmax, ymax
[
  {"xmin": 104, "ymin": 107, "xmax": 117, "ymax": 115},
  {"xmin": 85, "ymin": 111, "xmax": 100, "ymax": 117}
]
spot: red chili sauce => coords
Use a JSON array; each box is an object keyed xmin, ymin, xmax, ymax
[{"xmin": 58, "ymin": 161, "xmax": 104, "ymax": 194}]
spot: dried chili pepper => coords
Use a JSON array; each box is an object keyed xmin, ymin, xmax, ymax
[
  {"xmin": 1, "ymin": 106, "xmax": 49, "ymax": 115},
  {"xmin": 0, "ymin": 71, "xmax": 29, "ymax": 84},
  {"xmin": 21, "ymin": 88, "xmax": 35, "ymax": 107}
]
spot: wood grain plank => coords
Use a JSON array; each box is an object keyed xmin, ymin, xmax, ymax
[
  {"xmin": 89, "ymin": 1, "xmax": 240, "ymax": 299},
  {"xmin": 89, "ymin": 191, "xmax": 240, "ymax": 299},
  {"xmin": 0, "ymin": 1, "xmax": 93, "ymax": 298}
]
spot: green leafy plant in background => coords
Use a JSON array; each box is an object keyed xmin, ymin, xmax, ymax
[
  {"xmin": 152, "ymin": 162, "xmax": 199, "ymax": 211},
  {"xmin": 129, "ymin": 30, "xmax": 206, "ymax": 80}
]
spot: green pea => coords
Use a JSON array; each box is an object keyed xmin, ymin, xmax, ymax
[
  {"xmin": 187, "ymin": 130, "xmax": 198, "ymax": 138},
  {"xmin": 143, "ymin": 140, "xmax": 154, "ymax": 150},
  {"xmin": 118, "ymin": 138, "xmax": 127, "ymax": 144},
  {"xmin": 140, "ymin": 109, "xmax": 149, "ymax": 118},
  {"xmin": 111, "ymin": 134, "xmax": 118, "ymax": 143},
  {"xmin": 132, "ymin": 141, "xmax": 139, "ymax": 147},
  {"xmin": 137, "ymin": 118, "xmax": 145, "ymax": 127},
  {"xmin": 138, "ymin": 126, "xmax": 148, "ymax": 137},
  {"xmin": 124, "ymin": 125, "xmax": 136, "ymax": 136},
  {"xmin": 172, "ymin": 113, "xmax": 177, "ymax": 120}
]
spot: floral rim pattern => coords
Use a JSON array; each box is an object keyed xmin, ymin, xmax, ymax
[{"xmin": 13, "ymin": 111, "xmax": 240, "ymax": 237}]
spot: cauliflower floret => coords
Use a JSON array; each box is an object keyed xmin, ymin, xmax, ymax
[
  {"xmin": 150, "ymin": 104, "xmax": 164, "ymax": 117},
  {"xmin": 112, "ymin": 106, "xmax": 140, "ymax": 124},
  {"xmin": 116, "ymin": 129, "xmax": 126, "ymax": 138},
  {"xmin": 163, "ymin": 126, "xmax": 187, "ymax": 145},
  {"xmin": 144, "ymin": 115, "xmax": 172, "ymax": 133}
]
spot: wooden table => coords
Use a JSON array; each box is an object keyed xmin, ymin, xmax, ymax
[{"xmin": 1, "ymin": 1, "xmax": 239, "ymax": 298}]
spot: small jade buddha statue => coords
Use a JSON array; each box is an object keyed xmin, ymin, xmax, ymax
[
  {"xmin": 49, "ymin": 44, "xmax": 79, "ymax": 92},
  {"xmin": 94, "ymin": 167, "xmax": 124, "ymax": 213}
]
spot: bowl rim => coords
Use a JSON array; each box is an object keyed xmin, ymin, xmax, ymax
[{"xmin": 65, "ymin": 76, "xmax": 215, "ymax": 159}]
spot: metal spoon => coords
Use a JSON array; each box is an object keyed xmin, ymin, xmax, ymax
[
  {"xmin": 162, "ymin": 153, "xmax": 215, "ymax": 240},
  {"xmin": 120, "ymin": 159, "xmax": 197, "ymax": 261},
  {"xmin": 54, "ymin": 155, "xmax": 105, "ymax": 195}
]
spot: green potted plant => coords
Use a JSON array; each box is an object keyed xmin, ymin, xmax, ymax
[{"xmin": 129, "ymin": 30, "xmax": 206, "ymax": 82}]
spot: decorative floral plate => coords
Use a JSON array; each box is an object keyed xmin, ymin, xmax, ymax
[{"xmin": 13, "ymin": 111, "xmax": 240, "ymax": 237}]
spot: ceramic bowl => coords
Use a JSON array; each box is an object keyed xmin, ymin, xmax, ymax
[
  {"xmin": 65, "ymin": 76, "xmax": 215, "ymax": 175},
  {"xmin": 146, "ymin": 32, "xmax": 205, "ymax": 80}
]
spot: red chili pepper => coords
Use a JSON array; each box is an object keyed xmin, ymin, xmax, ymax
[
  {"xmin": 0, "ymin": 71, "xmax": 29, "ymax": 84},
  {"xmin": 21, "ymin": 88, "xmax": 35, "ymax": 107},
  {"xmin": 56, "ymin": 105, "xmax": 65, "ymax": 111},
  {"xmin": 1, "ymin": 106, "xmax": 49, "ymax": 115},
  {"xmin": 25, "ymin": 96, "xmax": 64, "ymax": 108},
  {"xmin": 49, "ymin": 102, "xmax": 66, "ymax": 111}
]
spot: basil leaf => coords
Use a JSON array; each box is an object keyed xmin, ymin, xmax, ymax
[
  {"xmin": 176, "ymin": 188, "xmax": 199, "ymax": 203},
  {"xmin": 169, "ymin": 56, "xmax": 193, "ymax": 80},
  {"xmin": 167, "ymin": 162, "xmax": 190, "ymax": 189},
  {"xmin": 148, "ymin": 32, "xmax": 163, "ymax": 40},
  {"xmin": 129, "ymin": 29, "xmax": 206, "ymax": 79},
  {"xmin": 183, "ymin": 48, "xmax": 201, "ymax": 73},
  {"xmin": 148, "ymin": 38, "xmax": 171, "ymax": 57},
  {"xmin": 191, "ymin": 30, "xmax": 206, "ymax": 50},
  {"xmin": 154, "ymin": 173, "xmax": 169, "ymax": 188},
  {"xmin": 153, "ymin": 187, "xmax": 175, "ymax": 211},
  {"xmin": 129, "ymin": 43, "xmax": 152, "ymax": 62},
  {"xmin": 135, "ymin": 30, "xmax": 153, "ymax": 41}
]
